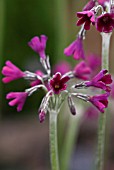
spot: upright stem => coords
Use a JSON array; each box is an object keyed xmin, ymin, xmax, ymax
[
  {"xmin": 96, "ymin": 33, "xmax": 111, "ymax": 170},
  {"xmin": 49, "ymin": 111, "xmax": 60, "ymax": 170}
]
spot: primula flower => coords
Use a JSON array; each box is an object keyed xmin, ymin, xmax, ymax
[
  {"xmin": 2, "ymin": 60, "xmax": 24, "ymax": 83},
  {"xmin": 77, "ymin": 10, "xmax": 95, "ymax": 30},
  {"xmin": 49, "ymin": 72, "xmax": 70, "ymax": 94},
  {"xmin": 30, "ymin": 70, "xmax": 44, "ymax": 87},
  {"xmin": 64, "ymin": 37, "xmax": 85, "ymax": 60},
  {"xmin": 88, "ymin": 93, "xmax": 109, "ymax": 113},
  {"xmin": 96, "ymin": 13, "xmax": 114, "ymax": 33},
  {"xmin": 53, "ymin": 61, "xmax": 71, "ymax": 75},
  {"xmin": 73, "ymin": 61, "xmax": 91, "ymax": 80},
  {"xmin": 28, "ymin": 35, "xmax": 48, "ymax": 59},
  {"xmin": 6, "ymin": 92, "xmax": 28, "ymax": 112},
  {"xmin": 85, "ymin": 69, "xmax": 112, "ymax": 91},
  {"xmin": 83, "ymin": 0, "xmax": 95, "ymax": 11}
]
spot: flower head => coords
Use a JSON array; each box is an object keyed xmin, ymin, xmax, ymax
[
  {"xmin": 88, "ymin": 93, "xmax": 110, "ymax": 113},
  {"xmin": 2, "ymin": 60, "xmax": 24, "ymax": 83},
  {"xmin": 77, "ymin": 10, "xmax": 95, "ymax": 30},
  {"xmin": 49, "ymin": 72, "xmax": 70, "ymax": 94},
  {"xmin": 64, "ymin": 37, "xmax": 85, "ymax": 60},
  {"xmin": 73, "ymin": 61, "xmax": 91, "ymax": 80},
  {"xmin": 98, "ymin": 0, "xmax": 109, "ymax": 6},
  {"xmin": 83, "ymin": 0, "xmax": 95, "ymax": 11},
  {"xmin": 28, "ymin": 35, "xmax": 48, "ymax": 59},
  {"xmin": 85, "ymin": 69, "xmax": 112, "ymax": 91},
  {"xmin": 96, "ymin": 13, "xmax": 114, "ymax": 33},
  {"xmin": 6, "ymin": 92, "xmax": 28, "ymax": 112},
  {"xmin": 53, "ymin": 61, "xmax": 71, "ymax": 75}
]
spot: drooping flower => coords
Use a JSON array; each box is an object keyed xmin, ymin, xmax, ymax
[
  {"xmin": 49, "ymin": 72, "xmax": 70, "ymax": 94},
  {"xmin": 77, "ymin": 10, "xmax": 95, "ymax": 30},
  {"xmin": 83, "ymin": 0, "xmax": 95, "ymax": 11},
  {"xmin": 6, "ymin": 92, "xmax": 28, "ymax": 112},
  {"xmin": 2, "ymin": 60, "xmax": 24, "ymax": 83},
  {"xmin": 30, "ymin": 70, "xmax": 44, "ymax": 87},
  {"xmin": 28, "ymin": 35, "xmax": 48, "ymax": 59},
  {"xmin": 85, "ymin": 69, "xmax": 112, "ymax": 91},
  {"xmin": 64, "ymin": 37, "xmax": 85, "ymax": 60},
  {"xmin": 53, "ymin": 61, "xmax": 71, "ymax": 75},
  {"xmin": 73, "ymin": 61, "xmax": 91, "ymax": 80},
  {"xmin": 96, "ymin": 13, "xmax": 114, "ymax": 33},
  {"xmin": 88, "ymin": 93, "xmax": 110, "ymax": 113}
]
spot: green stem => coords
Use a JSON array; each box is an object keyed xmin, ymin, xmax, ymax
[
  {"xmin": 49, "ymin": 111, "xmax": 60, "ymax": 170},
  {"xmin": 60, "ymin": 113, "xmax": 82, "ymax": 170},
  {"xmin": 96, "ymin": 33, "xmax": 111, "ymax": 170}
]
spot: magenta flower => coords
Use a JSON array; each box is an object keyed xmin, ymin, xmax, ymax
[
  {"xmin": 88, "ymin": 93, "xmax": 110, "ymax": 113},
  {"xmin": 28, "ymin": 35, "xmax": 48, "ymax": 59},
  {"xmin": 85, "ymin": 69, "xmax": 112, "ymax": 91},
  {"xmin": 73, "ymin": 61, "xmax": 91, "ymax": 80},
  {"xmin": 77, "ymin": 10, "xmax": 95, "ymax": 30},
  {"xmin": 2, "ymin": 60, "xmax": 24, "ymax": 83},
  {"xmin": 64, "ymin": 37, "xmax": 85, "ymax": 60},
  {"xmin": 49, "ymin": 72, "xmax": 70, "ymax": 94},
  {"xmin": 53, "ymin": 61, "xmax": 71, "ymax": 75},
  {"xmin": 6, "ymin": 92, "xmax": 28, "ymax": 112},
  {"xmin": 30, "ymin": 70, "xmax": 44, "ymax": 87},
  {"xmin": 96, "ymin": 13, "xmax": 114, "ymax": 33},
  {"xmin": 83, "ymin": 0, "xmax": 95, "ymax": 11}
]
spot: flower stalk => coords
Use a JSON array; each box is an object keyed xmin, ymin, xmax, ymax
[
  {"xmin": 49, "ymin": 111, "xmax": 60, "ymax": 170},
  {"xmin": 96, "ymin": 32, "xmax": 111, "ymax": 170}
]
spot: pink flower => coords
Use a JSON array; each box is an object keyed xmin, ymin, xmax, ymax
[
  {"xmin": 53, "ymin": 61, "xmax": 71, "ymax": 75},
  {"xmin": 2, "ymin": 60, "xmax": 24, "ymax": 83},
  {"xmin": 6, "ymin": 92, "xmax": 28, "ymax": 112},
  {"xmin": 64, "ymin": 37, "xmax": 85, "ymax": 60},
  {"xmin": 77, "ymin": 10, "xmax": 95, "ymax": 30},
  {"xmin": 30, "ymin": 70, "xmax": 44, "ymax": 87},
  {"xmin": 28, "ymin": 35, "xmax": 48, "ymax": 59},
  {"xmin": 83, "ymin": 0, "xmax": 95, "ymax": 11},
  {"xmin": 85, "ymin": 69, "xmax": 112, "ymax": 92},
  {"xmin": 96, "ymin": 13, "xmax": 114, "ymax": 33},
  {"xmin": 73, "ymin": 61, "xmax": 91, "ymax": 80},
  {"xmin": 49, "ymin": 72, "xmax": 70, "ymax": 94},
  {"xmin": 88, "ymin": 93, "xmax": 110, "ymax": 113}
]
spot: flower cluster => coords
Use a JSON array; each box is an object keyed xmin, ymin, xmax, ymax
[
  {"xmin": 64, "ymin": 0, "xmax": 114, "ymax": 60},
  {"xmin": 2, "ymin": 35, "xmax": 112, "ymax": 122}
]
